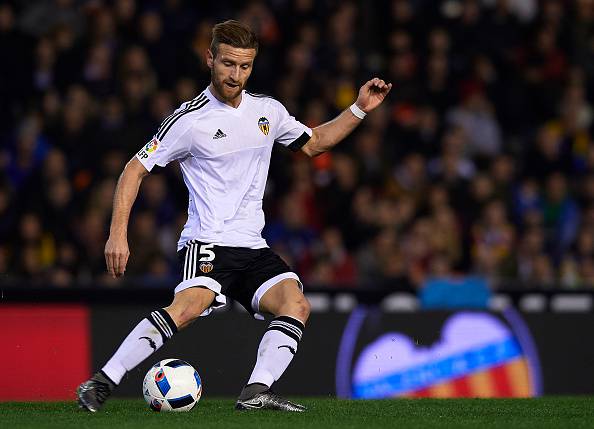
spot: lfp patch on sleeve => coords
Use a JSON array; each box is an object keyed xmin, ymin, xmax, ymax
[{"xmin": 137, "ymin": 138, "xmax": 160, "ymax": 160}]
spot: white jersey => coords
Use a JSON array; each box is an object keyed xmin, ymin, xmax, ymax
[{"xmin": 136, "ymin": 87, "xmax": 312, "ymax": 251}]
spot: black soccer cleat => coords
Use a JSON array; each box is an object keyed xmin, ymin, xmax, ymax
[
  {"xmin": 235, "ymin": 390, "xmax": 306, "ymax": 412},
  {"xmin": 77, "ymin": 371, "xmax": 116, "ymax": 412}
]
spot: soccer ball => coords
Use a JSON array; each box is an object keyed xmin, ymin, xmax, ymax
[{"xmin": 143, "ymin": 359, "xmax": 202, "ymax": 412}]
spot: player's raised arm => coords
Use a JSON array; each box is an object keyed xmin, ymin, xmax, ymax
[
  {"xmin": 301, "ymin": 77, "xmax": 392, "ymax": 157},
  {"xmin": 105, "ymin": 157, "xmax": 150, "ymax": 278}
]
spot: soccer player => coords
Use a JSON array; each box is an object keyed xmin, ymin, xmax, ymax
[{"xmin": 77, "ymin": 20, "xmax": 391, "ymax": 412}]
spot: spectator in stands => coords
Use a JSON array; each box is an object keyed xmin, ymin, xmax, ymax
[
  {"xmin": 309, "ymin": 227, "xmax": 357, "ymax": 286},
  {"xmin": 447, "ymin": 87, "xmax": 502, "ymax": 158},
  {"xmin": 542, "ymin": 172, "xmax": 580, "ymax": 257},
  {"xmin": 264, "ymin": 192, "xmax": 317, "ymax": 275},
  {"xmin": 472, "ymin": 199, "xmax": 515, "ymax": 279}
]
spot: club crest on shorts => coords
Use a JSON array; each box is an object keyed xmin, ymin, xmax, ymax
[
  {"xmin": 199, "ymin": 262, "xmax": 214, "ymax": 273},
  {"xmin": 258, "ymin": 117, "xmax": 270, "ymax": 135}
]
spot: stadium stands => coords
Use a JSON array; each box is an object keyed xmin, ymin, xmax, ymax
[{"xmin": 0, "ymin": 0, "xmax": 593, "ymax": 290}]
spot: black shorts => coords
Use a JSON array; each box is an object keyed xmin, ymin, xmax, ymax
[{"xmin": 175, "ymin": 240, "xmax": 302, "ymax": 319}]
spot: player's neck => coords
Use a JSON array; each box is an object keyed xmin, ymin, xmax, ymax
[{"xmin": 208, "ymin": 83, "xmax": 242, "ymax": 108}]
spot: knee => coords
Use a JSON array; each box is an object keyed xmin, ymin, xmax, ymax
[
  {"xmin": 291, "ymin": 296, "xmax": 311, "ymax": 324},
  {"xmin": 165, "ymin": 302, "xmax": 203, "ymax": 329},
  {"xmin": 175, "ymin": 308, "xmax": 201, "ymax": 329},
  {"xmin": 164, "ymin": 287, "xmax": 215, "ymax": 329}
]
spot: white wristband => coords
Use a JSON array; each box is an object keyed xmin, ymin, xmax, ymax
[{"xmin": 349, "ymin": 103, "xmax": 367, "ymax": 119}]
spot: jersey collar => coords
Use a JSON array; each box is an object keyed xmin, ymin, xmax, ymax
[{"xmin": 205, "ymin": 86, "xmax": 246, "ymax": 115}]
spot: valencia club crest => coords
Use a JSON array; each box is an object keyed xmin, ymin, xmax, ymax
[{"xmin": 258, "ymin": 117, "xmax": 270, "ymax": 135}]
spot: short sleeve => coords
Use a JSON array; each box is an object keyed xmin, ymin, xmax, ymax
[
  {"xmin": 136, "ymin": 115, "xmax": 193, "ymax": 171},
  {"xmin": 273, "ymin": 102, "xmax": 312, "ymax": 152}
]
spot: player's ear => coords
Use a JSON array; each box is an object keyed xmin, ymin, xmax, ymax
[{"xmin": 206, "ymin": 49, "xmax": 214, "ymax": 69}]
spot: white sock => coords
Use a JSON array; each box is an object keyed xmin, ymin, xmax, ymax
[
  {"xmin": 102, "ymin": 309, "xmax": 178, "ymax": 384},
  {"xmin": 247, "ymin": 315, "xmax": 305, "ymax": 388}
]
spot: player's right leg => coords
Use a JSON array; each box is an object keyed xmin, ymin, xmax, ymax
[{"xmin": 77, "ymin": 287, "xmax": 215, "ymax": 412}]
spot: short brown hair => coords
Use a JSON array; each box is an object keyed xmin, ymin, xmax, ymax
[{"xmin": 210, "ymin": 20, "xmax": 258, "ymax": 58}]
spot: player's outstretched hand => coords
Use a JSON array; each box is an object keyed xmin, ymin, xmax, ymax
[
  {"xmin": 355, "ymin": 78, "xmax": 392, "ymax": 113},
  {"xmin": 105, "ymin": 235, "xmax": 130, "ymax": 278}
]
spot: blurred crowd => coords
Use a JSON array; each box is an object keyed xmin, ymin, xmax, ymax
[{"xmin": 1, "ymin": 0, "xmax": 594, "ymax": 289}]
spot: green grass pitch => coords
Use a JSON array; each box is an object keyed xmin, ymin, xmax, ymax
[{"xmin": 1, "ymin": 397, "xmax": 594, "ymax": 428}]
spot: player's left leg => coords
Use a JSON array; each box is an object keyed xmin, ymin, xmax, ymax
[{"xmin": 236, "ymin": 279, "xmax": 310, "ymax": 412}]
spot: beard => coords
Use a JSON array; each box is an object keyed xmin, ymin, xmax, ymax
[{"xmin": 211, "ymin": 69, "xmax": 243, "ymax": 101}]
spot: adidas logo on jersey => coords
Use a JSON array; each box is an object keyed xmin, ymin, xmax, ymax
[{"xmin": 213, "ymin": 129, "xmax": 227, "ymax": 139}]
